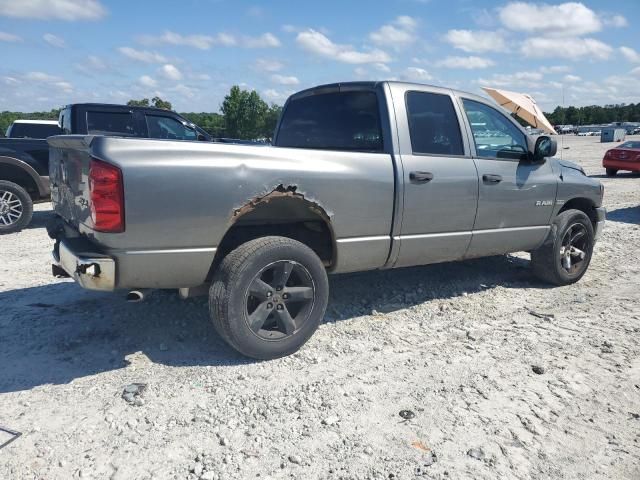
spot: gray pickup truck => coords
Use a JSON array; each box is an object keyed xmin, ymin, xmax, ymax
[{"xmin": 47, "ymin": 81, "xmax": 605, "ymax": 359}]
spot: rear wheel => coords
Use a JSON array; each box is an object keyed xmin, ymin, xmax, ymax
[
  {"xmin": 531, "ymin": 209, "xmax": 594, "ymax": 286},
  {"xmin": 209, "ymin": 236, "xmax": 329, "ymax": 359},
  {"xmin": 0, "ymin": 180, "xmax": 33, "ymax": 234},
  {"xmin": 605, "ymin": 168, "xmax": 618, "ymax": 177}
]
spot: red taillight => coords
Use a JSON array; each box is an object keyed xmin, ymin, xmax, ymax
[{"xmin": 89, "ymin": 158, "xmax": 124, "ymax": 232}]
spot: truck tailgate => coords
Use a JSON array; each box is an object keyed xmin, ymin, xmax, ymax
[{"xmin": 47, "ymin": 135, "xmax": 94, "ymax": 230}]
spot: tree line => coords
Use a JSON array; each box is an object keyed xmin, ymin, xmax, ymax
[
  {"xmin": 544, "ymin": 103, "xmax": 640, "ymax": 126},
  {"xmin": 2, "ymin": 88, "xmax": 638, "ymax": 138}
]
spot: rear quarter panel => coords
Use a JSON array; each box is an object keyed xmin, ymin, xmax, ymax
[{"xmin": 68, "ymin": 136, "xmax": 395, "ymax": 286}]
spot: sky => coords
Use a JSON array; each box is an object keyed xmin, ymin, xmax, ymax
[{"xmin": 0, "ymin": 0, "xmax": 639, "ymax": 113}]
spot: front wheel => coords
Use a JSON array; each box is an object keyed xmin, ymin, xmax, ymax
[
  {"xmin": 531, "ymin": 209, "xmax": 595, "ymax": 286},
  {"xmin": 0, "ymin": 180, "xmax": 33, "ymax": 235},
  {"xmin": 209, "ymin": 236, "xmax": 329, "ymax": 359},
  {"xmin": 605, "ymin": 168, "xmax": 618, "ymax": 177}
]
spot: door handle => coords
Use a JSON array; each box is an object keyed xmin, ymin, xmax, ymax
[
  {"xmin": 482, "ymin": 174, "xmax": 503, "ymax": 183},
  {"xmin": 409, "ymin": 171, "xmax": 434, "ymax": 183}
]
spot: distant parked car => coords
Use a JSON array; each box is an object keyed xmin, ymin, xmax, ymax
[{"xmin": 603, "ymin": 141, "xmax": 640, "ymax": 176}]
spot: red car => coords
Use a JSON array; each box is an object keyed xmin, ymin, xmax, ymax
[{"xmin": 603, "ymin": 141, "xmax": 640, "ymax": 176}]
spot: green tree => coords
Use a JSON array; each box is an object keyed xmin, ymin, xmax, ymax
[
  {"xmin": 151, "ymin": 96, "xmax": 172, "ymax": 110},
  {"xmin": 127, "ymin": 98, "xmax": 150, "ymax": 107},
  {"xmin": 221, "ymin": 85, "xmax": 269, "ymax": 139},
  {"xmin": 262, "ymin": 104, "xmax": 283, "ymax": 139},
  {"xmin": 127, "ymin": 97, "xmax": 173, "ymax": 110}
]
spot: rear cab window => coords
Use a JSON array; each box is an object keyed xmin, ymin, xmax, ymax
[
  {"xmin": 405, "ymin": 91, "xmax": 464, "ymax": 156},
  {"xmin": 86, "ymin": 111, "xmax": 137, "ymax": 136},
  {"xmin": 8, "ymin": 123, "xmax": 61, "ymax": 139},
  {"xmin": 276, "ymin": 90, "xmax": 383, "ymax": 152}
]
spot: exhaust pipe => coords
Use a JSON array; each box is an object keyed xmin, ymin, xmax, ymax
[{"xmin": 126, "ymin": 289, "xmax": 150, "ymax": 303}]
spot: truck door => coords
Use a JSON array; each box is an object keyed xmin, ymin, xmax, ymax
[
  {"xmin": 390, "ymin": 86, "xmax": 479, "ymax": 268},
  {"xmin": 459, "ymin": 98, "xmax": 557, "ymax": 257}
]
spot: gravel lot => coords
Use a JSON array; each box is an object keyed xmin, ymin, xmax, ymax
[{"xmin": 1, "ymin": 135, "xmax": 639, "ymax": 480}]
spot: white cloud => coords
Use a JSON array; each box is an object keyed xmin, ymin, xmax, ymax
[
  {"xmin": 539, "ymin": 65, "xmax": 570, "ymax": 74},
  {"xmin": 296, "ymin": 29, "xmax": 391, "ymax": 64},
  {"xmin": 139, "ymin": 31, "xmax": 219, "ymax": 50},
  {"xmin": 369, "ymin": 15, "xmax": 418, "ymax": 50},
  {"xmin": 118, "ymin": 46, "xmax": 167, "ymax": 63},
  {"xmin": 43, "ymin": 33, "xmax": 65, "ymax": 48},
  {"xmin": 631, "ymin": 67, "xmax": 640, "ymax": 77},
  {"xmin": 25, "ymin": 71, "xmax": 59, "ymax": 82},
  {"xmin": 281, "ymin": 24, "xmax": 299, "ymax": 33},
  {"xmin": 0, "ymin": 0, "xmax": 107, "ymax": 21},
  {"xmin": 271, "ymin": 74, "xmax": 299, "ymax": 85},
  {"xmin": 373, "ymin": 63, "xmax": 390, "ymax": 72},
  {"xmin": 620, "ymin": 46, "xmax": 640, "ymax": 63},
  {"xmin": 437, "ymin": 56, "xmax": 495, "ymax": 69},
  {"xmin": 604, "ymin": 14, "xmax": 627, "ymax": 28},
  {"xmin": 499, "ymin": 2, "xmax": 601, "ymax": 37},
  {"xmin": 255, "ymin": 58, "xmax": 284, "ymax": 72},
  {"xmin": 138, "ymin": 75, "xmax": 157, "ymax": 88},
  {"xmin": 263, "ymin": 88, "xmax": 294, "ymax": 102},
  {"xmin": 138, "ymin": 30, "xmax": 280, "ymax": 50},
  {"xmin": 242, "ymin": 33, "xmax": 281, "ymax": 48},
  {"xmin": 563, "ymin": 74, "xmax": 581, "ymax": 82},
  {"xmin": 74, "ymin": 55, "xmax": 109, "ymax": 76},
  {"xmin": 402, "ymin": 67, "xmax": 433, "ymax": 82},
  {"xmin": 55, "ymin": 81, "xmax": 73, "ymax": 92},
  {"xmin": 478, "ymin": 71, "xmax": 543, "ymax": 88},
  {"xmin": 160, "ymin": 64, "xmax": 182, "ymax": 81},
  {"xmin": 444, "ymin": 29, "xmax": 507, "ymax": 53},
  {"xmin": 0, "ymin": 31, "xmax": 21, "ymax": 42},
  {"xmin": 522, "ymin": 37, "xmax": 612, "ymax": 60},
  {"xmin": 171, "ymin": 84, "xmax": 196, "ymax": 99}
]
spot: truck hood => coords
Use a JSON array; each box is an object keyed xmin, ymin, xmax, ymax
[{"xmin": 556, "ymin": 158, "xmax": 586, "ymax": 175}]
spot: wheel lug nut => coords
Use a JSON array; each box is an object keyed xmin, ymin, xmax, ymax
[
  {"xmin": 282, "ymin": 293, "xmax": 289, "ymax": 299},
  {"xmin": 266, "ymin": 291, "xmax": 272, "ymax": 297},
  {"xmin": 277, "ymin": 304, "xmax": 284, "ymax": 310},
  {"xmin": 276, "ymin": 286, "xmax": 283, "ymax": 291},
  {"xmin": 267, "ymin": 303, "xmax": 273, "ymax": 309}
]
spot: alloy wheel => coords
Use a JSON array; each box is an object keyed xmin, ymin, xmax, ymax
[
  {"xmin": 244, "ymin": 260, "xmax": 316, "ymax": 340},
  {"xmin": 0, "ymin": 190, "xmax": 23, "ymax": 226},
  {"xmin": 559, "ymin": 223, "xmax": 588, "ymax": 274}
]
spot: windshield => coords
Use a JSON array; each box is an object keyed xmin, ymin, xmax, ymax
[{"xmin": 619, "ymin": 141, "xmax": 640, "ymax": 149}]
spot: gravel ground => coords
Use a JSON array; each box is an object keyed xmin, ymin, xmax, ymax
[{"xmin": 1, "ymin": 135, "xmax": 639, "ymax": 480}]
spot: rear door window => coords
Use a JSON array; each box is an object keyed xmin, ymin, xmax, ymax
[
  {"xmin": 406, "ymin": 91, "xmax": 464, "ymax": 156},
  {"xmin": 86, "ymin": 111, "xmax": 137, "ymax": 136},
  {"xmin": 276, "ymin": 91, "xmax": 383, "ymax": 152},
  {"xmin": 145, "ymin": 115, "xmax": 197, "ymax": 140}
]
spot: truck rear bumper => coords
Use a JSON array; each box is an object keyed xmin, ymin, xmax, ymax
[
  {"xmin": 594, "ymin": 207, "xmax": 606, "ymax": 240},
  {"xmin": 52, "ymin": 239, "xmax": 116, "ymax": 291}
]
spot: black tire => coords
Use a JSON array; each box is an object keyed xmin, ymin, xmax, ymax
[
  {"xmin": 605, "ymin": 168, "xmax": 618, "ymax": 177},
  {"xmin": 209, "ymin": 236, "xmax": 329, "ymax": 359},
  {"xmin": 531, "ymin": 209, "xmax": 594, "ymax": 286},
  {"xmin": 0, "ymin": 180, "xmax": 33, "ymax": 234}
]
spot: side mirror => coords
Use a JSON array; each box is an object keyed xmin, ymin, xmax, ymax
[
  {"xmin": 532, "ymin": 135, "xmax": 557, "ymax": 163},
  {"xmin": 197, "ymin": 133, "xmax": 207, "ymax": 141}
]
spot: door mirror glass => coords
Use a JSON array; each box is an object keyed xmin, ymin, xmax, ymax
[{"xmin": 533, "ymin": 136, "xmax": 557, "ymax": 162}]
